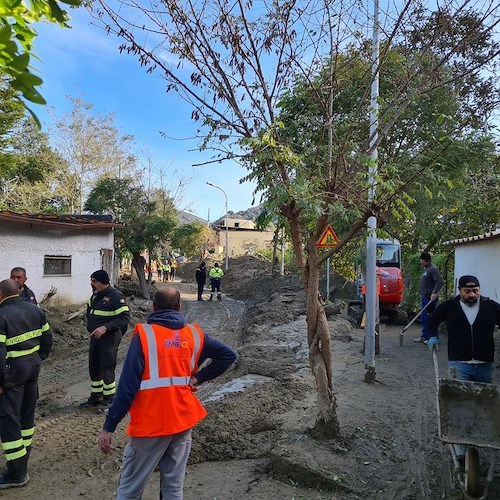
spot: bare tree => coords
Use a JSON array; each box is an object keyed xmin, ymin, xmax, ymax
[{"xmin": 50, "ymin": 96, "xmax": 137, "ymax": 213}]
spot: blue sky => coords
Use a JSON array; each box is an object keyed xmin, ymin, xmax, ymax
[{"xmin": 32, "ymin": 7, "xmax": 258, "ymax": 221}]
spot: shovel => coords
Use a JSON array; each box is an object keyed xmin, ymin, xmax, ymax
[{"xmin": 399, "ymin": 294, "xmax": 440, "ymax": 347}]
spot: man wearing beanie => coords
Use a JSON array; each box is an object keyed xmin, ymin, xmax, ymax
[
  {"xmin": 414, "ymin": 252, "xmax": 444, "ymax": 344},
  {"xmin": 80, "ymin": 270, "xmax": 130, "ymax": 413},
  {"xmin": 426, "ymin": 275, "xmax": 500, "ymax": 464}
]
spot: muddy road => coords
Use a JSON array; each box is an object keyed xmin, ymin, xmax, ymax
[{"xmin": 1, "ymin": 275, "xmax": 499, "ymax": 499}]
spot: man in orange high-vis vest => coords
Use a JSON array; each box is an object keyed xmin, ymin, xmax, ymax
[{"xmin": 98, "ymin": 287, "xmax": 236, "ymax": 500}]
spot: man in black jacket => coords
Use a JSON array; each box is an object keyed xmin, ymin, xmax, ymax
[
  {"xmin": 195, "ymin": 262, "xmax": 206, "ymax": 301},
  {"xmin": 10, "ymin": 267, "xmax": 37, "ymax": 305},
  {"xmin": 427, "ymin": 275, "xmax": 500, "ymax": 383},
  {"xmin": 0, "ymin": 279, "xmax": 52, "ymax": 488},
  {"xmin": 80, "ymin": 270, "xmax": 130, "ymax": 413}
]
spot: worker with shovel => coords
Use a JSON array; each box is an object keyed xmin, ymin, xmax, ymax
[{"xmin": 414, "ymin": 252, "xmax": 443, "ymax": 344}]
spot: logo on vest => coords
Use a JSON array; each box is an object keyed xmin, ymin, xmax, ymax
[{"xmin": 164, "ymin": 331, "xmax": 189, "ymax": 348}]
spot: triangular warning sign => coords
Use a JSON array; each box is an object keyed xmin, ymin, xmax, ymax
[{"xmin": 317, "ymin": 225, "xmax": 339, "ymax": 248}]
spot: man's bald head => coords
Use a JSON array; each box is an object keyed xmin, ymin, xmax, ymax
[
  {"xmin": 0, "ymin": 279, "xmax": 21, "ymax": 297},
  {"xmin": 153, "ymin": 287, "xmax": 181, "ymax": 311}
]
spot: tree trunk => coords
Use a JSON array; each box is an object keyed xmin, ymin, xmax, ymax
[
  {"xmin": 284, "ymin": 205, "xmax": 340, "ymax": 438},
  {"xmin": 132, "ymin": 252, "xmax": 150, "ymax": 300},
  {"xmin": 306, "ymin": 243, "xmax": 340, "ymax": 438}
]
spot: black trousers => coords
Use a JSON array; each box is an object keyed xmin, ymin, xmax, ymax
[
  {"xmin": 88, "ymin": 331, "xmax": 122, "ymax": 399},
  {"xmin": 0, "ymin": 355, "xmax": 41, "ymax": 462},
  {"xmin": 197, "ymin": 281, "xmax": 205, "ymax": 300}
]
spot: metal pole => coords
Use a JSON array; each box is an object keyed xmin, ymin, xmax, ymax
[
  {"xmin": 206, "ymin": 182, "xmax": 229, "ymax": 271},
  {"xmin": 364, "ymin": 0, "xmax": 379, "ymax": 383},
  {"xmin": 224, "ymin": 197, "xmax": 229, "ymax": 271},
  {"xmin": 326, "ymin": 257, "xmax": 330, "ymax": 301},
  {"xmin": 280, "ymin": 227, "xmax": 285, "ymax": 276}
]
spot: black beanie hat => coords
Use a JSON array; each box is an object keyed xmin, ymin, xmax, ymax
[
  {"xmin": 420, "ymin": 252, "xmax": 432, "ymax": 262},
  {"xmin": 91, "ymin": 270, "xmax": 110, "ymax": 285}
]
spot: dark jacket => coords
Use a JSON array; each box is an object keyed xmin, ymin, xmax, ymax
[
  {"xmin": 0, "ymin": 295, "xmax": 53, "ymax": 388},
  {"xmin": 418, "ymin": 263, "xmax": 444, "ymax": 297},
  {"xmin": 427, "ymin": 295, "xmax": 500, "ymax": 362},
  {"xmin": 20, "ymin": 285, "xmax": 37, "ymax": 305},
  {"xmin": 195, "ymin": 265, "xmax": 206, "ymax": 285},
  {"xmin": 86, "ymin": 285, "xmax": 130, "ymax": 335},
  {"xmin": 103, "ymin": 309, "xmax": 237, "ymax": 433}
]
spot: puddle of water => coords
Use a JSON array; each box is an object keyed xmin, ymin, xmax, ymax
[{"xmin": 201, "ymin": 374, "xmax": 273, "ymax": 403}]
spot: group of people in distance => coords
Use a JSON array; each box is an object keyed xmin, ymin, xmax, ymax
[{"xmin": 153, "ymin": 257, "xmax": 178, "ymax": 283}]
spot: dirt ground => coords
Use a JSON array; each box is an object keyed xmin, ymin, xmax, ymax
[{"xmin": 2, "ymin": 256, "xmax": 499, "ymax": 499}]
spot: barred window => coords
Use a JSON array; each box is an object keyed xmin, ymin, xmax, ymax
[{"xmin": 44, "ymin": 256, "xmax": 71, "ymax": 276}]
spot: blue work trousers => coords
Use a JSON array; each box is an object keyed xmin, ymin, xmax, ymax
[{"xmin": 421, "ymin": 296, "xmax": 437, "ymax": 340}]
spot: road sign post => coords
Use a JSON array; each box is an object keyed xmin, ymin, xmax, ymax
[{"xmin": 317, "ymin": 225, "xmax": 339, "ymax": 300}]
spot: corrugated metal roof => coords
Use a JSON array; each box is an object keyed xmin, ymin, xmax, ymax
[
  {"xmin": 445, "ymin": 229, "xmax": 500, "ymax": 246},
  {"xmin": 0, "ymin": 210, "xmax": 123, "ymax": 229}
]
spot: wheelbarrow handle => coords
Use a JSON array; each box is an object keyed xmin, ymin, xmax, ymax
[{"xmin": 432, "ymin": 346, "xmax": 440, "ymax": 391}]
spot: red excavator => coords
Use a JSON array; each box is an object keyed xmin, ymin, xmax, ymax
[{"xmin": 349, "ymin": 238, "xmax": 406, "ymax": 325}]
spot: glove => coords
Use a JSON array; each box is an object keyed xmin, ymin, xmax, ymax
[{"xmin": 427, "ymin": 336, "xmax": 439, "ymax": 350}]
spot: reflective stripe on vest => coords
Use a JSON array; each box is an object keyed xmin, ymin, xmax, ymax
[
  {"xmin": 139, "ymin": 324, "xmax": 203, "ymax": 390},
  {"xmin": 89, "ymin": 305, "xmax": 129, "ymax": 317}
]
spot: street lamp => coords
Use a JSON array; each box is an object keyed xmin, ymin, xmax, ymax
[{"xmin": 206, "ymin": 182, "xmax": 229, "ymax": 271}]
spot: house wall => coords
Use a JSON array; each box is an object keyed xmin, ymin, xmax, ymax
[
  {"xmin": 227, "ymin": 229, "xmax": 274, "ymax": 257},
  {"xmin": 0, "ymin": 220, "xmax": 115, "ymax": 306},
  {"xmin": 221, "ymin": 218, "xmax": 256, "ymax": 229},
  {"xmin": 453, "ymin": 238, "xmax": 500, "ymax": 303}
]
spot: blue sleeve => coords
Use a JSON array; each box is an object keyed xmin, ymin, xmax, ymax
[
  {"xmin": 194, "ymin": 334, "xmax": 237, "ymax": 384},
  {"xmin": 103, "ymin": 333, "xmax": 144, "ymax": 432}
]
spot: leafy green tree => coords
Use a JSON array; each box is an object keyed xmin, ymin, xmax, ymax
[
  {"xmin": 95, "ymin": 0, "xmax": 500, "ymax": 437},
  {"xmin": 0, "ymin": 0, "xmax": 80, "ymax": 111},
  {"xmin": 171, "ymin": 223, "xmax": 211, "ymax": 259},
  {"xmin": 0, "ymin": 77, "xmax": 73, "ymax": 210},
  {"xmin": 85, "ymin": 178, "xmax": 177, "ymax": 298}
]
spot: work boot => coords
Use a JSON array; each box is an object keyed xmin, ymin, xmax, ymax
[
  {"xmin": 79, "ymin": 395, "xmax": 103, "ymax": 408},
  {"xmin": 217, "ymin": 293, "xmax": 222, "ymax": 301},
  {"xmin": 0, "ymin": 456, "xmax": 29, "ymax": 489},
  {"xmin": 98, "ymin": 396, "xmax": 113, "ymax": 414}
]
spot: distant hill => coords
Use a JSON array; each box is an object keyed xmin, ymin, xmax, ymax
[
  {"xmin": 228, "ymin": 204, "xmax": 264, "ymax": 221},
  {"xmin": 178, "ymin": 205, "xmax": 265, "ymax": 227},
  {"xmin": 177, "ymin": 211, "xmax": 208, "ymax": 226}
]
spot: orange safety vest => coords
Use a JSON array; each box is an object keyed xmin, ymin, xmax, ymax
[{"xmin": 127, "ymin": 323, "xmax": 207, "ymax": 437}]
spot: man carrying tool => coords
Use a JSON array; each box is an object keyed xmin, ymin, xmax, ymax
[
  {"xmin": 427, "ymin": 275, "xmax": 500, "ymax": 383},
  {"xmin": 426, "ymin": 275, "xmax": 500, "ymax": 464},
  {"xmin": 0, "ymin": 279, "xmax": 53, "ymax": 488},
  {"xmin": 98, "ymin": 287, "xmax": 236, "ymax": 499},
  {"xmin": 414, "ymin": 252, "xmax": 443, "ymax": 344}
]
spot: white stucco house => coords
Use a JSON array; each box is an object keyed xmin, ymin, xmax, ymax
[
  {"xmin": 0, "ymin": 211, "xmax": 123, "ymax": 306},
  {"xmin": 446, "ymin": 229, "xmax": 500, "ymax": 304}
]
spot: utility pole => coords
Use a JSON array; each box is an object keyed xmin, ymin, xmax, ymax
[
  {"xmin": 365, "ymin": 0, "xmax": 380, "ymax": 384},
  {"xmin": 206, "ymin": 182, "xmax": 229, "ymax": 271}
]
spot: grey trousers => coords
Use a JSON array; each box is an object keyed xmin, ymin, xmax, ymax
[{"xmin": 116, "ymin": 428, "xmax": 193, "ymax": 500}]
